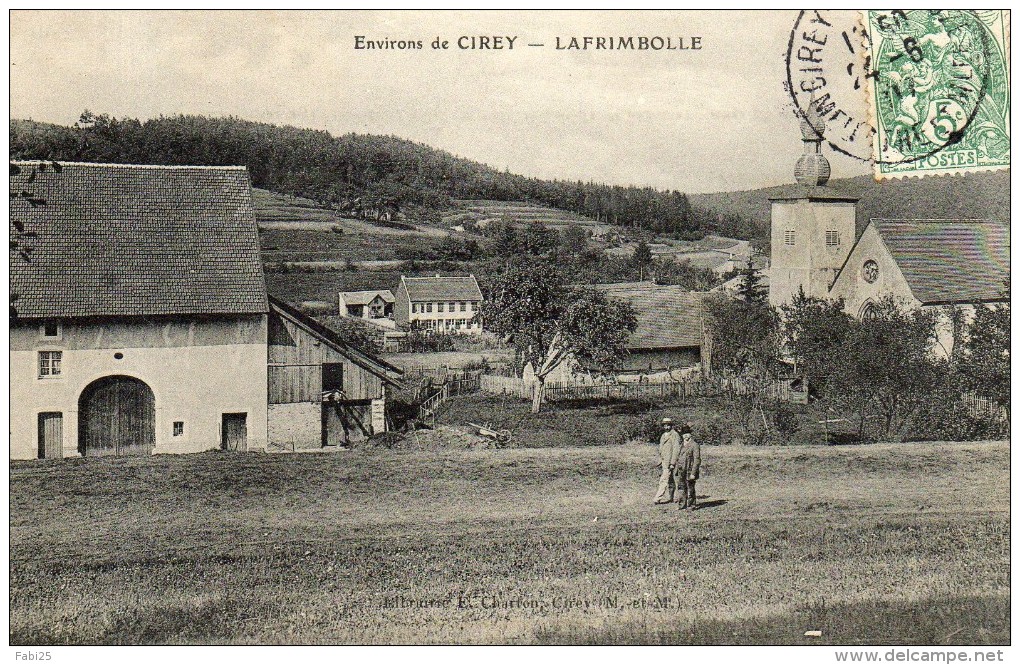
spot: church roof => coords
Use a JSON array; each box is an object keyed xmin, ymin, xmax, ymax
[
  {"xmin": 10, "ymin": 161, "xmax": 268, "ymax": 319},
  {"xmin": 872, "ymin": 219, "xmax": 1009, "ymax": 304},
  {"xmin": 592, "ymin": 282, "xmax": 705, "ymax": 350}
]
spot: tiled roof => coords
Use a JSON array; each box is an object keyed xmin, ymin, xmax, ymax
[
  {"xmin": 872, "ymin": 219, "xmax": 1009, "ymax": 304},
  {"xmin": 402, "ymin": 275, "xmax": 482, "ymax": 302},
  {"xmin": 10, "ymin": 161, "xmax": 268, "ymax": 319},
  {"xmin": 592, "ymin": 282, "xmax": 705, "ymax": 350},
  {"xmin": 342, "ymin": 290, "xmax": 395, "ymax": 306}
]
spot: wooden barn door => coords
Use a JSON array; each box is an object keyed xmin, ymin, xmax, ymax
[
  {"xmin": 221, "ymin": 413, "xmax": 248, "ymax": 452},
  {"xmin": 37, "ymin": 412, "xmax": 63, "ymax": 459},
  {"xmin": 321, "ymin": 363, "xmax": 346, "ymax": 447},
  {"xmin": 78, "ymin": 376, "xmax": 155, "ymax": 457}
]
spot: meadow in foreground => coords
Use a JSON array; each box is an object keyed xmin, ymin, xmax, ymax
[{"xmin": 9, "ymin": 441, "xmax": 1009, "ymax": 644}]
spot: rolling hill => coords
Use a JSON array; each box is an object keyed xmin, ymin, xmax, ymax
[{"xmin": 692, "ymin": 171, "xmax": 1010, "ymax": 240}]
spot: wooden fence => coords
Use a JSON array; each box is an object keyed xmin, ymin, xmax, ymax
[
  {"xmin": 417, "ymin": 383, "xmax": 450, "ymax": 429},
  {"xmin": 480, "ymin": 374, "xmax": 532, "ymax": 399},
  {"xmin": 480, "ymin": 373, "xmax": 805, "ymax": 404},
  {"xmin": 960, "ymin": 393, "xmax": 1010, "ymax": 429},
  {"xmin": 544, "ymin": 378, "xmax": 707, "ymax": 402}
]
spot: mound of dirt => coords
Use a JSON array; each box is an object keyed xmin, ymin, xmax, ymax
[{"xmin": 360, "ymin": 426, "xmax": 500, "ymax": 450}]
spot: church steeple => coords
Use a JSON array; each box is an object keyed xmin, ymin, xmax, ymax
[
  {"xmin": 794, "ymin": 99, "xmax": 831, "ymax": 187},
  {"xmin": 767, "ymin": 100, "xmax": 858, "ymax": 308}
]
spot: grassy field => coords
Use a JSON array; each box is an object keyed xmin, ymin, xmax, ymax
[
  {"xmin": 10, "ymin": 441, "xmax": 1008, "ymax": 645},
  {"xmin": 444, "ymin": 200, "xmax": 605, "ymax": 233}
]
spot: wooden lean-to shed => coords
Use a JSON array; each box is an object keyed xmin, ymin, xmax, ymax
[{"xmin": 267, "ymin": 296, "xmax": 403, "ymax": 450}]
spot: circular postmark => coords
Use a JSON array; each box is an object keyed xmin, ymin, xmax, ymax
[{"xmin": 785, "ymin": 10, "xmax": 1005, "ymax": 169}]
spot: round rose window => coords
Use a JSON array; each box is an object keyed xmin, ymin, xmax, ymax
[{"xmin": 862, "ymin": 260, "xmax": 879, "ymax": 283}]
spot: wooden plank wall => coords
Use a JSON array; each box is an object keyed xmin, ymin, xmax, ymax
[{"xmin": 268, "ymin": 312, "xmax": 383, "ymax": 404}]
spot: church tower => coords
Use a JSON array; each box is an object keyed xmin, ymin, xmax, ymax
[{"xmin": 768, "ymin": 104, "xmax": 859, "ymax": 308}]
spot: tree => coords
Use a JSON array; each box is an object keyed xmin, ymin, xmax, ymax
[
  {"xmin": 632, "ymin": 240, "xmax": 654, "ymax": 281},
  {"xmin": 558, "ymin": 225, "xmax": 589, "ymax": 258},
  {"xmin": 479, "ymin": 261, "xmax": 636, "ymax": 412},
  {"xmin": 780, "ymin": 287, "xmax": 854, "ymax": 387},
  {"xmin": 959, "ymin": 281, "xmax": 1010, "ymax": 406},
  {"xmin": 736, "ymin": 257, "xmax": 767, "ymax": 304},
  {"xmin": 487, "ymin": 220, "xmax": 520, "ymax": 258},
  {"xmin": 519, "ymin": 222, "xmax": 555, "ymax": 257},
  {"xmin": 825, "ymin": 296, "xmax": 939, "ymax": 438},
  {"xmin": 703, "ymin": 293, "xmax": 781, "ymax": 378},
  {"xmin": 652, "ymin": 257, "xmax": 720, "ymax": 290},
  {"xmin": 703, "ymin": 292, "xmax": 783, "ymax": 444}
]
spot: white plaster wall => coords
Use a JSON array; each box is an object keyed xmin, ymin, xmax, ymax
[
  {"xmin": 769, "ymin": 200, "xmax": 856, "ymax": 307},
  {"xmin": 828, "ymin": 224, "xmax": 919, "ymax": 316},
  {"xmin": 408, "ymin": 300, "xmax": 483, "ymax": 333},
  {"xmin": 268, "ymin": 402, "xmax": 322, "ymax": 450},
  {"xmin": 10, "ymin": 321, "xmax": 268, "ymax": 460}
]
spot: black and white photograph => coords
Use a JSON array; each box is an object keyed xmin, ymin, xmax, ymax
[{"xmin": 7, "ymin": 8, "xmax": 1011, "ymax": 655}]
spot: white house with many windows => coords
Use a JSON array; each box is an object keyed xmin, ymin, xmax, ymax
[{"xmin": 393, "ymin": 275, "xmax": 484, "ymax": 334}]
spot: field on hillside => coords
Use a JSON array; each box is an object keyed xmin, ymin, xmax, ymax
[
  {"xmin": 10, "ymin": 441, "xmax": 1008, "ymax": 645},
  {"xmin": 254, "ymin": 188, "xmax": 452, "ymax": 265},
  {"xmin": 265, "ymin": 270, "xmax": 405, "ymax": 305},
  {"xmin": 444, "ymin": 200, "xmax": 611, "ymax": 233}
]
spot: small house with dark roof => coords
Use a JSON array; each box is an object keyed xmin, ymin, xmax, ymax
[
  {"xmin": 338, "ymin": 289, "xmax": 395, "ymax": 328},
  {"xmin": 10, "ymin": 161, "xmax": 401, "ymax": 460},
  {"xmin": 592, "ymin": 282, "xmax": 707, "ymax": 372},
  {"xmin": 393, "ymin": 274, "xmax": 484, "ymax": 334}
]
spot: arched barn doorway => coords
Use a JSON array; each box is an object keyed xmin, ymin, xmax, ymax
[{"xmin": 78, "ymin": 376, "xmax": 155, "ymax": 457}]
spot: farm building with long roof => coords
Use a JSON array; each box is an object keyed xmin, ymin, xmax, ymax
[{"xmin": 10, "ymin": 161, "xmax": 400, "ymax": 460}]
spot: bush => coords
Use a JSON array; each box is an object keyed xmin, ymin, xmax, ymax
[
  {"xmin": 403, "ymin": 330, "xmax": 457, "ymax": 353},
  {"xmin": 772, "ymin": 403, "xmax": 801, "ymax": 438},
  {"xmin": 903, "ymin": 389, "xmax": 1008, "ymax": 442}
]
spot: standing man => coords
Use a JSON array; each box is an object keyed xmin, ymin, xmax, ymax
[
  {"xmin": 677, "ymin": 425, "xmax": 702, "ymax": 511},
  {"xmin": 654, "ymin": 417, "xmax": 681, "ymax": 504}
]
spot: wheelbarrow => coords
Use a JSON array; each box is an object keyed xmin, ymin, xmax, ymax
[{"xmin": 467, "ymin": 422, "xmax": 513, "ymax": 446}]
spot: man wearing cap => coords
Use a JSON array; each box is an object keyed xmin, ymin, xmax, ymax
[
  {"xmin": 653, "ymin": 417, "xmax": 682, "ymax": 504},
  {"xmin": 676, "ymin": 424, "xmax": 702, "ymax": 510}
]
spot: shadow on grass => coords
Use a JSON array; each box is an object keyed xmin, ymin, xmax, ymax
[
  {"xmin": 695, "ymin": 499, "xmax": 727, "ymax": 510},
  {"xmin": 532, "ymin": 594, "xmax": 1009, "ymax": 646}
]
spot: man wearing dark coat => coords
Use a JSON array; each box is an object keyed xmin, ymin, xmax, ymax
[{"xmin": 676, "ymin": 425, "xmax": 702, "ymax": 510}]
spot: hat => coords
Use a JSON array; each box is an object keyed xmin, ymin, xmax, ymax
[
  {"xmin": 661, "ymin": 417, "xmax": 673, "ymax": 425},
  {"xmin": 679, "ymin": 424, "xmax": 693, "ymax": 435}
]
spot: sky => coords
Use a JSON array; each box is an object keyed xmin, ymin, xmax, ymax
[{"xmin": 10, "ymin": 10, "xmax": 872, "ymax": 194}]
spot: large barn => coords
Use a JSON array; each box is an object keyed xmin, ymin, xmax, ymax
[
  {"xmin": 10, "ymin": 161, "xmax": 400, "ymax": 460},
  {"xmin": 593, "ymin": 282, "xmax": 706, "ymax": 373}
]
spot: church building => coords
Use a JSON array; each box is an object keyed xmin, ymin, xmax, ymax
[{"xmin": 768, "ymin": 112, "xmax": 1009, "ymax": 357}]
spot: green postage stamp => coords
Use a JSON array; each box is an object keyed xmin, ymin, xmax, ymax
[{"xmin": 864, "ymin": 10, "xmax": 1010, "ymax": 179}]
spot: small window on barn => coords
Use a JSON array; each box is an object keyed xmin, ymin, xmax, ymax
[
  {"xmin": 438, "ymin": 302, "xmax": 445, "ymax": 313},
  {"xmin": 38, "ymin": 351, "xmax": 62, "ymax": 378},
  {"xmin": 412, "ymin": 303, "xmax": 419, "ymax": 313},
  {"xmin": 825, "ymin": 230, "xmax": 840, "ymax": 247},
  {"xmin": 460, "ymin": 302, "xmax": 467, "ymax": 312},
  {"xmin": 784, "ymin": 230, "xmax": 796, "ymax": 246},
  {"xmin": 41, "ymin": 321, "xmax": 61, "ymax": 338},
  {"xmin": 173, "ymin": 422, "xmax": 184, "ymax": 437},
  {"xmin": 426, "ymin": 303, "xmax": 433, "ymax": 313},
  {"xmin": 322, "ymin": 363, "xmax": 344, "ymax": 392}
]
